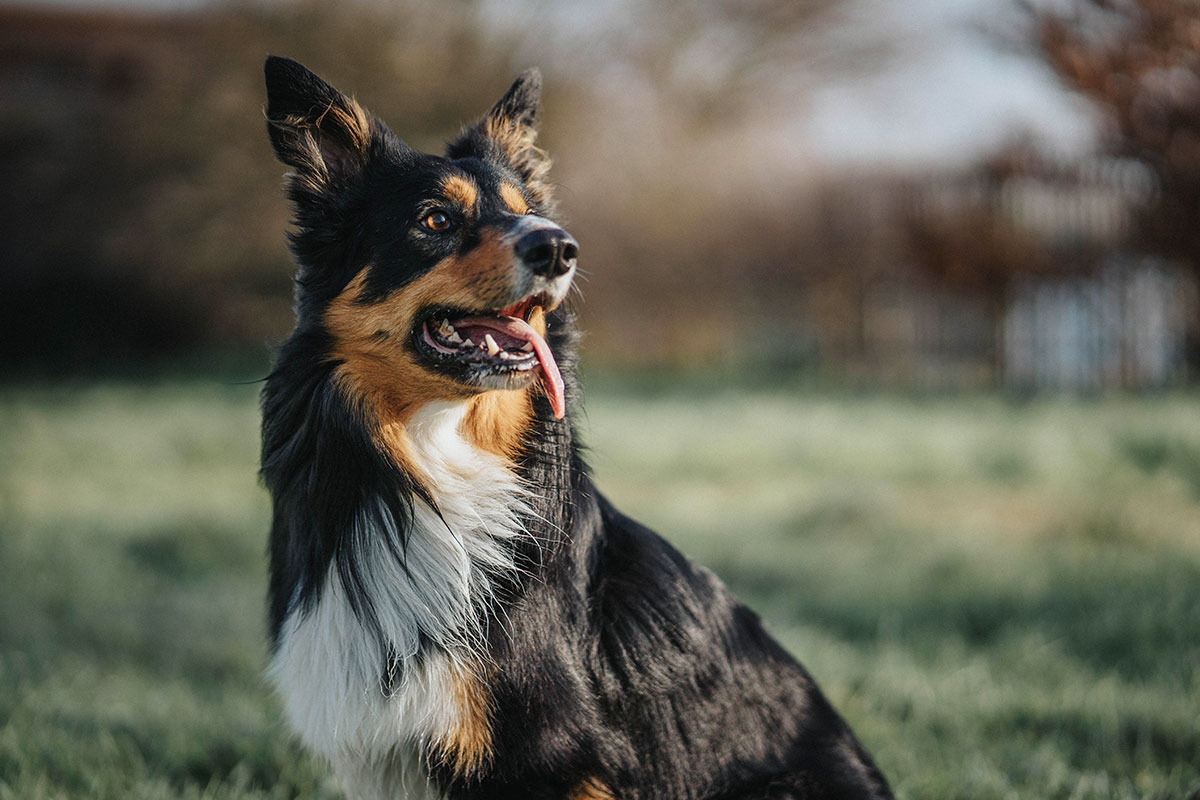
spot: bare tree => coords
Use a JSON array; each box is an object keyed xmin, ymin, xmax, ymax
[{"xmin": 1034, "ymin": 0, "xmax": 1200, "ymax": 276}]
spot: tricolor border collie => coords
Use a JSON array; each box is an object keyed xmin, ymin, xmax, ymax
[{"xmin": 260, "ymin": 56, "xmax": 893, "ymax": 800}]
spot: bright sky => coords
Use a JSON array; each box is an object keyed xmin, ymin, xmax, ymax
[{"xmin": 801, "ymin": 0, "xmax": 1098, "ymax": 167}]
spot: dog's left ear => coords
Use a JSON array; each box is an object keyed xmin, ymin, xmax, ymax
[
  {"xmin": 447, "ymin": 69, "xmax": 553, "ymax": 207},
  {"xmin": 264, "ymin": 56, "xmax": 374, "ymax": 187}
]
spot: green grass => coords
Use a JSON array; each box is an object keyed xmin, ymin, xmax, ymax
[{"xmin": 2, "ymin": 379, "xmax": 1198, "ymax": 799}]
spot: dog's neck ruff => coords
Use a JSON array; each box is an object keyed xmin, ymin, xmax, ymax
[{"xmin": 270, "ymin": 399, "xmax": 530, "ymax": 762}]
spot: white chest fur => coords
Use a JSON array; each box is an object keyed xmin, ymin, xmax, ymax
[{"xmin": 269, "ymin": 401, "xmax": 529, "ymax": 798}]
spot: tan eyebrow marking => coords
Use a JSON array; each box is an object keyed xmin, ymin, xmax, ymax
[
  {"xmin": 442, "ymin": 175, "xmax": 479, "ymax": 209},
  {"xmin": 499, "ymin": 183, "xmax": 529, "ymax": 215}
]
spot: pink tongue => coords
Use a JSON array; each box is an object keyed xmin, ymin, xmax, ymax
[{"xmin": 454, "ymin": 315, "xmax": 565, "ymax": 419}]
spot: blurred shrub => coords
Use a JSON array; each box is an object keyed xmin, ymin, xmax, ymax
[{"xmin": 0, "ymin": 1, "xmax": 875, "ymax": 376}]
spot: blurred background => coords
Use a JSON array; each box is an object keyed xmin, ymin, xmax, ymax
[
  {"xmin": 2, "ymin": 1, "xmax": 1199, "ymax": 798},
  {"xmin": 4, "ymin": 0, "xmax": 1199, "ymax": 387}
]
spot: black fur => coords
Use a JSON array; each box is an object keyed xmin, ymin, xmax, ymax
[
  {"xmin": 260, "ymin": 325, "xmax": 436, "ymax": 647},
  {"xmin": 261, "ymin": 56, "xmax": 893, "ymax": 800}
]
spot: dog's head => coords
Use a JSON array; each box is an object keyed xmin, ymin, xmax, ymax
[{"xmin": 264, "ymin": 57, "xmax": 574, "ymax": 422}]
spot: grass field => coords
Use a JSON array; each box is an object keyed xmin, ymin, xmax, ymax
[{"xmin": 1, "ymin": 377, "xmax": 1198, "ymax": 799}]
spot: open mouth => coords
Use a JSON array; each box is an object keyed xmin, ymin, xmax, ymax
[{"xmin": 413, "ymin": 294, "xmax": 565, "ymax": 419}]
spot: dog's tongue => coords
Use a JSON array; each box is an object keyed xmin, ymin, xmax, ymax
[{"xmin": 453, "ymin": 314, "xmax": 565, "ymax": 419}]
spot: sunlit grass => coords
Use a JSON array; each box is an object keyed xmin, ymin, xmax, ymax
[{"xmin": 1, "ymin": 379, "xmax": 1198, "ymax": 799}]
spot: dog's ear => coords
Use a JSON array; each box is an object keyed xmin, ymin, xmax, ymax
[
  {"xmin": 264, "ymin": 56, "xmax": 373, "ymax": 186},
  {"xmin": 447, "ymin": 69, "xmax": 553, "ymax": 207}
]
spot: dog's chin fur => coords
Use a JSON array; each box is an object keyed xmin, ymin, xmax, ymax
[{"xmin": 260, "ymin": 56, "xmax": 894, "ymax": 800}]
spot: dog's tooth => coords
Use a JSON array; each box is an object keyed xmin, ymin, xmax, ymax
[
  {"xmin": 438, "ymin": 319, "xmax": 454, "ymax": 336},
  {"xmin": 498, "ymin": 351, "xmax": 511, "ymax": 359},
  {"xmin": 462, "ymin": 338, "xmax": 474, "ymax": 347},
  {"xmin": 484, "ymin": 334, "xmax": 501, "ymax": 356},
  {"xmin": 520, "ymin": 341, "xmax": 534, "ymax": 352},
  {"xmin": 447, "ymin": 330, "xmax": 463, "ymax": 344}
]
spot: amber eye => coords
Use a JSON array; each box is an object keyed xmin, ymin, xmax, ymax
[{"xmin": 421, "ymin": 210, "xmax": 453, "ymax": 232}]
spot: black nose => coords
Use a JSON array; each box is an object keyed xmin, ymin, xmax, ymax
[{"xmin": 515, "ymin": 228, "xmax": 578, "ymax": 278}]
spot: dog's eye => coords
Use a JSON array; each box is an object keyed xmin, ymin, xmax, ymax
[
  {"xmin": 421, "ymin": 211, "xmax": 453, "ymax": 232},
  {"xmin": 524, "ymin": 208, "xmax": 537, "ymax": 216}
]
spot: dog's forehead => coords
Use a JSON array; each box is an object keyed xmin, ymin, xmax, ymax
[
  {"xmin": 371, "ymin": 155, "xmax": 511, "ymax": 209},
  {"xmin": 430, "ymin": 156, "xmax": 523, "ymax": 205}
]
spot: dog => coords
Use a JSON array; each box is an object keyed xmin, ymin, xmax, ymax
[{"xmin": 260, "ymin": 56, "xmax": 894, "ymax": 800}]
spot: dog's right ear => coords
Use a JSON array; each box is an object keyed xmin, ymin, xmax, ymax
[{"xmin": 264, "ymin": 56, "xmax": 373, "ymax": 185}]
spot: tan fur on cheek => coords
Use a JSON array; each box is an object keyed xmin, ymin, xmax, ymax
[
  {"xmin": 325, "ymin": 269, "xmax": 469, "ymax": 428},
  {"xmin": 429, "ymin": 229, "xmax": 527, "ymax": 307},
  {"xmin": 325, "ymin": 240, "xmax": 536, "ymax": 459}
]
